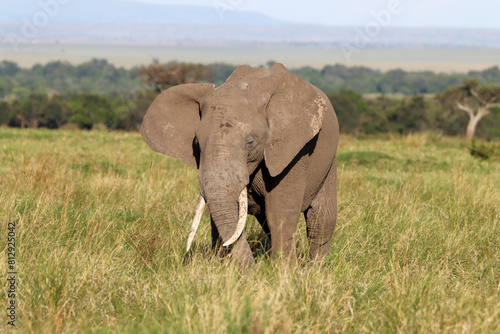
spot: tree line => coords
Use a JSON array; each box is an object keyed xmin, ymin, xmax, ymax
[
  {"xmin": 2, "ymin": 59, "xmax": 500, "ymax": 98},
  {"xmin": 0, "ymin": 59, "xmax": 499, "ymax": 139}
]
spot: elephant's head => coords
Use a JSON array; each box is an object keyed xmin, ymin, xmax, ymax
[{"xmin": 140, "ymin": 63, "xmax": 328, "ymax": 250}]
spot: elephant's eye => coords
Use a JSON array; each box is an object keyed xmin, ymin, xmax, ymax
[
  {"xmin": 193, "ymin": 137, "xmax": 199, "ymax": 147},
  {"xmin": 245, "ymin": 137, "xmax": 255, "ymax": 150}
]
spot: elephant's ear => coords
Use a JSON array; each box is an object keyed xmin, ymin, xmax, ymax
[
  {"xmin": 140, "ymin": 83, "xmax": 214, "ymax": 169},
  {"xmin": 264, "ymin": 64, "xmax": 328, "ymax": 177}
]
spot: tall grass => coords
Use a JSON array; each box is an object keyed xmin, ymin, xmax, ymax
[{"xmin": 0, "ymin": 128, "xmax": 499, "ymax": 333}]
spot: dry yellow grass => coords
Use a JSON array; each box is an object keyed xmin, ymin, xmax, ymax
[{"xmin": 0, "ymin": 128, "xmax": 499, "ymax": 333}]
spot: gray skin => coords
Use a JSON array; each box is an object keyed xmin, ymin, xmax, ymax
[{"xmin": 141, "ymin": 63, "xmax": 339, "ymax": 266}]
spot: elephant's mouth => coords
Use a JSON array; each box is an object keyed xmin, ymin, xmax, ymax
[{"xmin": 185, "ymin": 187, "xmax": 248, "ymax": 252}]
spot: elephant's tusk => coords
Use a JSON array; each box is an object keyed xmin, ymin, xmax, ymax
[
  {"xmin": 186, "ymin": 195, "xmax": 206, "ymax": 252},
  {"xmin": 223, "ymin": 187, "xmax": 248, "ymax": 247}
]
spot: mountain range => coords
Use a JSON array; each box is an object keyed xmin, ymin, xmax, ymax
[
  {"xmin": 0, "ymin": 0, "xmax": 288, "ymax": 25},
  {"xmin": 1, "ymin": 1, "xmax": 500, "ymax": 49}
]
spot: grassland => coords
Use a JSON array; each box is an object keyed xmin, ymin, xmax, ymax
[
  {"xmin": 2, "ymin": 44, "xmax": 500, "ymax": 72},
  {"xmin": 0, "ymin": 127, "xmax": 499, "ymax": 333}
]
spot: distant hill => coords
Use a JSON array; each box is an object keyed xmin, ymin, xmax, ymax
[
  {"xmin": 0, "ymin": 0, "xmax": 288, "ymax": 25},
  {"xmin": 1, "ymin": 23, "xmax": 500, "ymax": 50},
  {"xmin": 1, "ymin": 0, "xmax": 500, "ymax": 49}
]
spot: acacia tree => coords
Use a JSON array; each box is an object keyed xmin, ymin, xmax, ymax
[
  {"xmin": 141, "ymin": 60, "xmax": 212, "ymax": 92},
  {"xmin": 438, "ymin": 80, "xmax": 500, "ymax": 140}
]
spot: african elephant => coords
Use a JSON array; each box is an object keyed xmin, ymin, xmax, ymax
[{"xmin": 140, "ymin": 63, "xmax": 339, "ymax": 266}]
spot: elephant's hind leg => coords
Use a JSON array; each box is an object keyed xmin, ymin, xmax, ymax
[{"xmin": 305, "ymin": 158, "xmax": 337, "ymax": 261}]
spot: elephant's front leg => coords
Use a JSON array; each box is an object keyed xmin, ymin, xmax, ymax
[
  {"xmin": 266, "ymin": 206, "xmax": 301, "ymax": 259},
  {"xmin": 265, "ymin": 164, "xmax": 308, "ymax": 259}
]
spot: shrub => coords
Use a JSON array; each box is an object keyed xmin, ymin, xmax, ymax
[
  {"xmin": 469, "ymin": 138, "xmax": 500, "ymax": 160},
  {"xmin": 92, "ymin": 122, "xmax": 108, "ymax": 132}
]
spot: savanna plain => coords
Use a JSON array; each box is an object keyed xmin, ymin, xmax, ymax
[
  {"xmin": 4, "ymin": 45, "xmax": 500, "ymax": 72},
  {"xmin": 0, "ymin": 127, "xmax": 499, "ymax": 333}
]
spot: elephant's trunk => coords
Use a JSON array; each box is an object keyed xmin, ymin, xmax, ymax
[
  {"xmin": 185, "ymin": 188, "xmax": 247, "ymax": 252},
  {"xmin": 204, "ymin": 187, "xmax": 248, "ymax": 243},
  {"xmin": 195, "ymin": 145, "xmax": 250, "ymax": 248}
]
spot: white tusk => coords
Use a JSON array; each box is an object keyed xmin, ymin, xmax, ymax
[
  {"xmin": 223, "ymin": 187, "xmax": 248, "ymax": 247},
  {"xmin": 186, "ymin": 195, "xmax": 206, "ymax": 252}
]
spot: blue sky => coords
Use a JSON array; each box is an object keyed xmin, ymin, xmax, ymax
[{"xmin": 124, "ymin": 0, "xmax": 500, "ymax": 28}]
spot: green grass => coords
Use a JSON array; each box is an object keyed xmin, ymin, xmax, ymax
[{"xmin": 0, "ymin": 128, "xmax": 499, "ymax": 333}]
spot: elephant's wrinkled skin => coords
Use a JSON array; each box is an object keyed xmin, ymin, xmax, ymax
[{"xmin": 141, "ymin": 63, "xmax": 339, "ymax": 266}]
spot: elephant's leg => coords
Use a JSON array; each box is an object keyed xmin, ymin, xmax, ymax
[
  {"xmin": 253, "ymin": 213, "xmax": 271, "ymax": 256},
  {"xmin": 230, "ymin": 232, "xmax": 255, "ymax": 266},
  {"xmin": 265, "ymin": 166, "xmax": 307, "ymax": 259},
  {"xmin": 305, "ymin": 158, "xmax": 337, "ymax": 261},
  {"xmin": 267, "ymin": 210, "xmax": 300, "ymax": 259}
]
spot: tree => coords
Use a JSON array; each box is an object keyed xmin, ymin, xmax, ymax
[
  {"xmin": 66, "ymin": 93, "xmax": 115, "ymax": 129},
  {"xmin": 13, "ymin": 93, "xmax": 48, "ymax": 128},
  {"xmin": 210, "ymin": 63, "xmax": 237, "ymax": 87},
  {"xmin": 388, "ymin": 95, "xmax": 429, "ymax": 134},
  {"xmin": 0, "ymin": 77, "xmax": 13, "ymax": 99},
  {"xmin": 327, "ymin": 90, "xmax": 367, "ymax": 135},
  {"xmin": 362, "ymin": 96, "xmax": 397, "ymax": 134},
  {"xmin": 0, "ymin": 100, "xmax": 12, "ymax": 125},
  {"xmin": 438, "ymin": 80, "xmax": 500, "ymax": 140},
  {"xmin": 141, "ymin": 61, "xmax": 212, "ymax": 92},
  {"xmin": 44, "ymin": 96, "xmax": 66, "ymax": 128},
  {"xmin": 0, "ymin": 61, "xmax": 21, "ymax": 76},
  {"xmin": 114, "ymin": 90, "xmax": 157, "ymax": 131}
]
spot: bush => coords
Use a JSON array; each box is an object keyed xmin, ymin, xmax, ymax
[
  {"xmin": 92, "ymin": 122, "xmax": 108, "ymax": 132},
  {"xmin": 469, "ymin": 138, "xmax": 500, "ymax": 160},
  {"xmin": 60, "ymin": 123, "xmax": 80, "ymax": 131},
  {"xmin": 426, "ymin": 130, "xmax": 444, "ymax": 144}
]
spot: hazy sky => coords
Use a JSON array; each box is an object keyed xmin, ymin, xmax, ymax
[{"xmin": 125, "ymin": 0, "xmax": 500, "ymax": 28}]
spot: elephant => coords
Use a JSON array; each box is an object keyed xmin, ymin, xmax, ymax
[{"xmin": 140, "ymin": 63, "xmax": 339, "ymax": 266}]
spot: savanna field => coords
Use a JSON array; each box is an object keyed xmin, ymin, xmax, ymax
[{"xmin": 0, "ymin": 127, "xmax": 499, "ymax": 333}]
